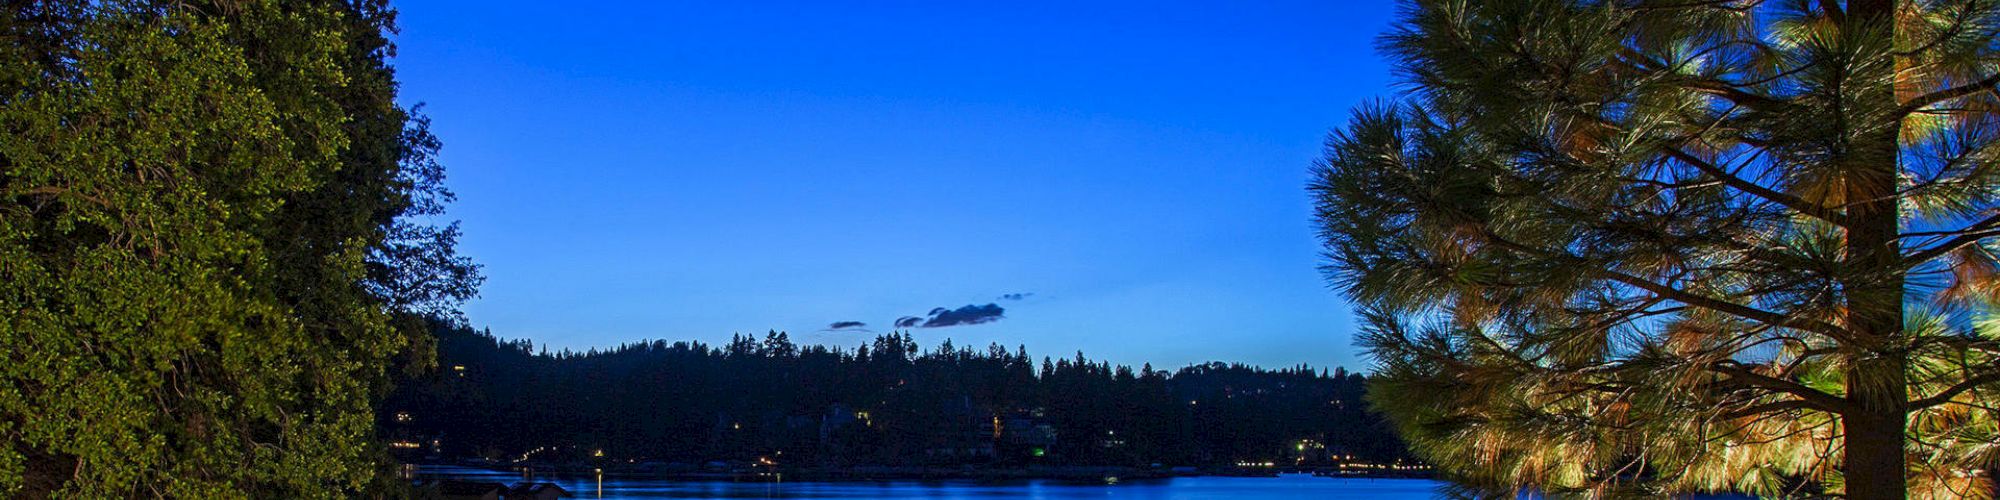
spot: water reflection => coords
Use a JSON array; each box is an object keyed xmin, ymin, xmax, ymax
[{"xmin": 416, "ymin": 465, "xmax": 1442, "ymax": 499}]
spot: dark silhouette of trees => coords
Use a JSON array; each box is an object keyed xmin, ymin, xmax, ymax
[
  {"xmin": 381, "ymin": 321, "xmax": 1404, "ymax": 468},
  {"xmin": 1, "ymin": 1, "xmax": 477, "ymax": 496},
  {"xmin": 1313, "ymin": 0, "xmax": 2000, "ymax": 497}
]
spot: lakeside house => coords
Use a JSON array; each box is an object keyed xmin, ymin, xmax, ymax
[
  {"xmin": 384, "ymin": 408, "xmax": 447, "ymax": 461},
  {"xmin": 998, "ymin": 410, "xmax": 1058, "ymax": 459},
  {"xmin": 505, "ymin": 482, "xmax": 568, "ymax": 500}
]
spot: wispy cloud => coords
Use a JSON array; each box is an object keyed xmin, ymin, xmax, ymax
[{"xmin": 999, "ymin": 292, "xmax": 1034, "ymax": 301}]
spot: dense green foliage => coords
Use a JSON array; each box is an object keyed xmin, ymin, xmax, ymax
[
  {"xmin": 382, "ymin": 322, "xmax": 1406, "ymax": 468},
  {"xmin": 0, "ymin": 1, "xmax": 476, "ymax": 497},
  {"xmin": 1313, "ymin": 0, "xmax": 2000, "ymax": 498}
]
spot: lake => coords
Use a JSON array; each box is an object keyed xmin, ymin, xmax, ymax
[{"xmin": 417, "ymin": 465, "xmax": 1444, "ymax": 499}]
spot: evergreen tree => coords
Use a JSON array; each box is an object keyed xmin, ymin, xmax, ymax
[
  {"xmin": 1315, "ymin": 0, "xmax": 2000, "ymax": 497},
  {"xmin": 0, "ymin": 1, "xmax": 475, "ymax": 496}
]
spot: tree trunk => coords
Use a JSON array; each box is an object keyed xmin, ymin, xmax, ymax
[
  {"xmin": 1841, "ymin": 124, "xmax": 1908, "ymax": 499},
  {"xmin": 1844, "ymin": 361, "xmax": 1909, "ymax": 500},
  {"xmin": 1839, "ymin": 1, "xmax": 1908, "ymax": 497},
  {"xmin": 1839, "ymin": 116, "xmax": 1912, "ymax": 499}
]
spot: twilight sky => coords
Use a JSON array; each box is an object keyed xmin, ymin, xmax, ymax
[{"xmin": 390, "ymin": 0, "xmax": 1399, "ymax": 370}]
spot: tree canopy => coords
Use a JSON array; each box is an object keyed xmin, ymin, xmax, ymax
[
  {"xmin": 1313, "ymin": 0, "xmax": 2000, "ymax": 498},
  {"xmin": 0, "ymin": 1, "xmax": 476, "ymax": 497}
]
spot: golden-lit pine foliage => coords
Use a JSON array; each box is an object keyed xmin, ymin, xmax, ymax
[{"xmin": 1314, "ymin": 0, "xmax": 2000, "ymax": 498}]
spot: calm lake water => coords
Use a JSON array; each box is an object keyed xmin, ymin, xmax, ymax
[{"xmin": 417, "ymin": 465, "xmax": 1443, "ymax": 499}]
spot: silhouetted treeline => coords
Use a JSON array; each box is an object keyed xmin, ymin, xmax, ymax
[{"xmin": 381, "ymin": 320, "xmax": 1406, "ymax": 467}]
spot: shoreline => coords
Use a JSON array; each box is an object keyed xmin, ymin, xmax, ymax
[{"xmin": 411, "ymin": 462, "xmax": 1436, "ymax": 483}]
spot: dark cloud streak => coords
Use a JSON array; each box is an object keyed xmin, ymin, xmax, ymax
[{"xmin": 919, "ymin": 303, "xmax": 1005, "ymax": 328}]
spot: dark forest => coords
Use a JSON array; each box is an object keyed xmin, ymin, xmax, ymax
[{"xmin": 381, "ymin": 320, "xmax": 1408, "ymax": 469}]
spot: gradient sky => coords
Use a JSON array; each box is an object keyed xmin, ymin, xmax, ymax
[{"xmin": 390, "ymin": 0, "xmax": 1400, "ymax": 370}]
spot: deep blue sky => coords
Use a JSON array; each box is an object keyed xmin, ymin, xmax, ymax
[{"xmin": 390, "ymin": 0, "xmax": 1399, "ymax": 370}]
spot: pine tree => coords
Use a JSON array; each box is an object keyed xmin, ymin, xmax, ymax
[{"xmin": 1313, "ymin": 0, "xmax": 2000, "ymax": 497}]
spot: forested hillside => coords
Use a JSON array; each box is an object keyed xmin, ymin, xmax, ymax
[{"xmin": 382, "ymin": 321, "xmax": 1406, "ymax": 468}]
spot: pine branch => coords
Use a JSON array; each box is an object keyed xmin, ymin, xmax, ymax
[
  {"xmin": 1904, "ymin": 212, "xmax": 2000, "ymax": 266},
  {"xmin": 1599, "ymin": 270, "xmax": 1853, "ymax": 344},
  {"xmin": 1708, "ymin": 361, "xmax": 1853, "ymax": 414},
  {"xmin": 1609, "ymin": 49, "xmax": 1790, "ymax": 111},
  {"xmin": 1469, "ymin": 228, "xmax": 1856, "ymax": 344},
  {"xmin": 1722, "ymin": 399, "xmax": 1822, "ymax": 420},
  {"xmin": 1897, "ymin": 72, "xmax": 2000, "ymax": 117},
  {"xmin": 1660, "ymin": 147, "xmax": 1844, "ymax": 225},
  {"xmin": 1910, "ymin": 370, "xmax": 2000, "ymax": 409}
]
